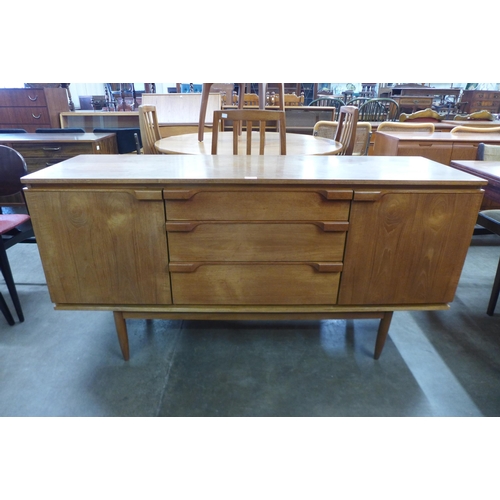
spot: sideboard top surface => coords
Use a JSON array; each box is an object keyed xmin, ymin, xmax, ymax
[{"xmin": 21, "ymin": 154, "xmax": 487, "ymax": 187}]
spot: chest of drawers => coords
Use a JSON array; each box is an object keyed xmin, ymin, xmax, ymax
[
  {"xmin": 22, "ymin": 155, "xmax": 485, "ymax": 361},
  {"xmin": 0, "ymin": 87, "xmax": 70, "ymax": 132},
  {"xmin": 462, "ymin": 90, "xmax": 500, "ymax": 114},
  {"xmin": 0, "ymin": 133, "xmax": 118, "ymax": 173}
]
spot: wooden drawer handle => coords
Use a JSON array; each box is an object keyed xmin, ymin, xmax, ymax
[
  {"xmin": 132, "ymin": 190, "xmax": 163, "ymax": 201},
  {"xmin": 310, "ymin": 262, "xmax": 343, "ymax": 272},
  {"xmin": 28, "ymin": 95, "xmax": 38, "ymax": 101},
  {"xmin": 169, "ymin": 262, "xmax": 343, "ymax": 273},
  {"xmin": 166, "ymin": 221, "xmax": 349, "ymax": 232},
  {"xmin": 163, "ymin": 189, "xmax": 198, "ymax": 200},
  {"xmin": 314, "ymin": 221, "xmax": 349, "ymax": 232},
  {"xmin": 42, "ymin": 147, "xmax": 62, "ymax": 152},
  {"xmin": 353, "ymin": 191, "xmax": 383, "ymax": 201},
  {"xmin": 317, "ymin": 189, "xmax": 353, "ymax": 200},
  {"xmin": 166, "ymin": 222, "xmax": 200, "ymax": 232},
  {"xmin": 32, "ymin": 113, "xmax": 42, "ymax": 119}
]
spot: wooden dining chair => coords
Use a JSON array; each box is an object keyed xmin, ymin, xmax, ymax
[
  {"xmin": 377, "ymin": 122, "xmax": 435, "ymax": 133},
  {"xmin": 198, "ymin": 83, "xmax": 285, "ymax": 142},
  {"xmin": 313, "ymin": 121, "xmax": 370, "ymax": 156},
  {"xmin": 334, "ymin": 106, "xmax": 359, "ymax": 156},
  {"xmin": 138, "ymin": 104, "xmax": 162, "ymax": 154},
  {"xmin": 450, "ymin": 126, "xmax": 500, "ymax": 133},
  {"xmin": 0, "ymin": 145, "xmax": 36, "ymax": 323},
  {"xmin": 358, "ymin": 98, "xmax": 400, "ymax": 122},
  {"xmin": 211, "ymin": 109, "xmax": 286, "ymax": 155}
]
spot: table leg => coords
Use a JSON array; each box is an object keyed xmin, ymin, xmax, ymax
[
  {"xmin": 374, "ymin": 311, "xmax": 394, "ymax": 360},
  {"xmin": 113, "ymin": 311, "xmax": 130, "ymax": 361}
]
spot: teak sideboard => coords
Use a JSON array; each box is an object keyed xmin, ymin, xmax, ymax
[{"xmin": 21, "ymin": 155, "xmax": 485, "ymax": 361}]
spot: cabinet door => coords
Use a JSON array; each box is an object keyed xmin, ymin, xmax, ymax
[
  {"xmin": 25, "ymin": 188, "xmax": 172, "ymax": 305},
  {"xmin": 338, "ymin": 189, "xmax": 483, "ymax": 305}
]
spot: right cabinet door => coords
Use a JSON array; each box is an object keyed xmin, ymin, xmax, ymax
[{"xmin": 338, "ymin": 189, "xmax": 483, "ymax": 305}]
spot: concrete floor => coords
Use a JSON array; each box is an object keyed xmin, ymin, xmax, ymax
[{"xmin": 1, "ymin": 235, "xmax": 499, "ymax": 417}]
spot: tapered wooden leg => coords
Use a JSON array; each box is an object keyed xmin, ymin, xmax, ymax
[
  {"xmin": 113, "ymin": 311, "xmax": 130, "ymax": 361},
  {"xmin": 374, "ymin": 311, "xmax": 394, "ymax": 360}
]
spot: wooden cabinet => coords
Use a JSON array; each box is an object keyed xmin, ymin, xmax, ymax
[
  {"xmin": 461, "ymin": 90, "xmax": 500, "ymax": 114},
  {"xmin": 0, "ymin": 88, "xmax": 70, "ymax": 132},
  {"xmin": 22, "ymin": 155, "xmax": 485, "ymax": 361},
  {"xmin": 0, "ymin": 133, "xmax": 118, "ymax": 173},
  {"xmin": 373, "ymin": 131, "xmax": 500, "ymax": 166}
]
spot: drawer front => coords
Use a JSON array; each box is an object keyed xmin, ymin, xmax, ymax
[
  {"xmin": 0, "ymin": 107, "xmax": 50, "ymax": 125},
  {"xmin": 24, "ymin": 157, "xmax": 65, "ymax": 173},
  {"xmin": 14, "ymin": 142, "xmax": 93, "ymax": 158},
  {"xmin": 0, "ymin": 89, "xmax": 48, "ymax": 107},
  {"xmin": 170, "ymin": 262, "xmax": 341, "ymax": 305},
  {"xmin": 167, "ymin": 221, "xmax": 348, "ymax": 261},
  {"xmin": 164, "ymin": 188, "xmax": 352, "ymax": 221},
  {"xmin": 397, "ymin": 141, "xmax": 452, "ymax": 165}
]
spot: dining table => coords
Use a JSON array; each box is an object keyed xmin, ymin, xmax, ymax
[
  {"xmin": 450, "ymin": 160, "xmax": 500, "ymax": 208},
  {"xmin": 155, "ymin": 132, "xmax": 343, "ymax": 155}
]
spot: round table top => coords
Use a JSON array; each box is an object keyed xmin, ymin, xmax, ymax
[{"xmin": 155, "ymin": 132, "xmax": 343, "ymax": 155}]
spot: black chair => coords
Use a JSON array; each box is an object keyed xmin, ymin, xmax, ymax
[
  {"xmin": 0, "ymin": 289, "xmax": 14, "ymax": 325},
  {"xmin": 35, "ymin": 128, "xmax": 85, "ymax": 133},
  {"xmin": 0, "ymin": 145, "xmax": 36, "ymax": 323},
  {"xmin": 358, "ymin": 98, "xmax": 400, "ymax": 122},
  {"xmin": 0, "ymin": 129, "xmax": 27, "ymax": 134},
  {"xmin": 308, "ymin": 97, "xmax": 345, "ymax": 114},
  {"xmin": 93, "ymin": 128, "xmax": 142, "ymax": 154}
]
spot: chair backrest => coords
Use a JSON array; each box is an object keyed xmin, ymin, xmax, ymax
[
  {"xmin": 399, "ymin": 108, "xmax": 443, "ymax": 123},
  {"xmin": 0, "ymin": 145, "xmax": 28, "ymax": 197},
  {"xmin": 309, "ymin": 97, "xmax": 345, "ymax": 112},
  {"xmin": 353, "ymin": 122, "xmax": 372, "ymax": 156},
  {"xmin": 346, "ymin": 97, "xmax": 371, "ymax": 107},
  {"xmin": 450, "ymin": 126, "xmax": 500, "ymax": 133},
  {"xmin": 378, "ymin": 122, "xmax": 435, "ymax": 133},
  {"xmin": 313, "ymin": 121, "xmax": 337, "ymax": 139},
  {"xmin": 0, "ymin": 129, "xmax": 27, "ymax": 134},
  {"xmin": 138, "ymin": 104, "xmax": 162, "ymax": 154},
  {"xmin": 36, "ymin": 128, "xmax": 85, "ymax": 133},
  {"xmin": 274, "ymin": 93, "xmax": 304, "ymax": 107},
  {"xmin": 93, "ymin": 128, "xmax": 142, "ymax": 154},
  {"xmin": 477, "ymin": 143, "xmax": 500, "ymax": 160},
  {"xmin": 334, "ymin": 106, "xmax": 359, "ymax": 156},
  {"xmin": 211, "ymin": 109, "xmax": 286, "ymax": 155},
  {"xmin": 454, "ymin": 110, "xmax": 495, "ymax": 121},
  {"xmin": 314, "ymin": 120, "xmax": 370, "ymax": 156},
  {"xmin": 358, "ymin": 98, "xmax": 400, "ymax": 122}
]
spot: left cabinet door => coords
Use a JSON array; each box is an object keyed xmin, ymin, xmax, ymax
[{"xmin": 25, "ymin": 188, "xmax": 172, "ymax": 305}]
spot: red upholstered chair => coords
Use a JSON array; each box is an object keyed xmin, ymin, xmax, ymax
[{"xmin": 0, "ymin": 145, "xmax": 36, "ymax": 323}]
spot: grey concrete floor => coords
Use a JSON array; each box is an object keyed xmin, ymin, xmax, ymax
[{"xmin": 1, "ymin": 236, "xmax": 499, "ymax": 417}]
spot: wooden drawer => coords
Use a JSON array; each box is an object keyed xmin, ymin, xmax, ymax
[
  {"xmin": 164, "ymin": 188, "xmax": 352, "ymax": 221},
  {"xmin": 24, "ymin": 157, "xmax": 66, "ymax": 173},
  {"xmin": 396, "ymin": 141, "xmax": 452, "ymax": 165},
  {"xmin": 169, "ymin": 262, "xmax": 342, "ymax": 305},
  {"xmin": 166, "ymin": 221, "xmax": 348, "ymax": 261},
  {"xmin": 0, "ymin": 89, "xmax": 48, "ymax": 107},
  {"xmin": 13, "ymin": 142, "xmax": 94, "ymax": 158},
  {"xmin": 0, "ymin": 107, "xmax": 51, "ymax": 125}
]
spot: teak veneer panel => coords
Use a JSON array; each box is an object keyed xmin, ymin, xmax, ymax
[
  {"xmin": 338, "ymin": 190, "xmax": 483, "ymax": 304},
  {"xmin": 25, "ymin": 189, "xmax": 172, "ymax": 305}
]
